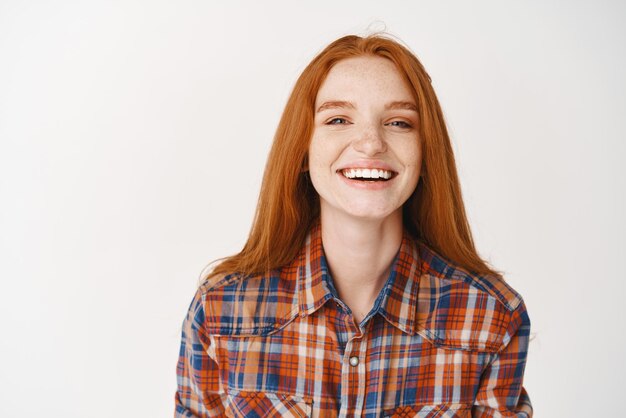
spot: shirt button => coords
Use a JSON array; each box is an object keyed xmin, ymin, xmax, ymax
[{"xmin": 349, "ymin": 356, "xmax": 359, "ymax": 367}]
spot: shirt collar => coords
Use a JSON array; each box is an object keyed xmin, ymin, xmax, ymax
[
  {"xmin": 297, "ymin": 222, "xmax": 335, "ymax": 316},
  {"xmin": 296, "ymin": 222, "xmax": 422, "ymax": 335},
  {"xmin": 374, "ymin": 232, "xmax": 422, "ymax": 334}
]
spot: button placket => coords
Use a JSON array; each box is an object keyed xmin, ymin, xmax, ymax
[{"xmin": 337, "ymin": 334, "xmax": 367, "ymax": 416}]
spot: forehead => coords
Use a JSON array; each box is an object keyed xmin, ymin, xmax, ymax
[{"xmin": 315, "ymin": 56, "xmax": 414, "ymax": 104}]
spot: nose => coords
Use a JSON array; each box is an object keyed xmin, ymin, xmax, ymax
[{"xmin": 352, "ymin": 124, "xmax": 387, "ymax": 156}]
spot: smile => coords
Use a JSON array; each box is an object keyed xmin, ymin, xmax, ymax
[{"xmin": 340, "ymin": 168, "xmax": 395, "ymax": 181}]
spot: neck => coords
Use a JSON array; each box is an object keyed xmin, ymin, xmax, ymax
[{"xmin": 320, "ymin": 210, "xmax": 403, "ymax": 323}]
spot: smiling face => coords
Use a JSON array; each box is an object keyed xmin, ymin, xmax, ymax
[{"xmin": 308, "ymin": 56, "xmax": 422, "ymax": 225}]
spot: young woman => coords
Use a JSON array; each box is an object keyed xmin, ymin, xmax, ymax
[{"xmin": 175, "ymin": 34, "xmax": 532, "ymax": 417}]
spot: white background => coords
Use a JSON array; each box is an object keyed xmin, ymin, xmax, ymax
[{"xmin": 1, "ymin": 1, "xmax": 625, "ymax": 416}]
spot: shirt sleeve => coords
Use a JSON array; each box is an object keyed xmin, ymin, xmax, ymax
[
  {"xmin": 174, "ymin": 286, "xmax": 225, "ymax": 417},
  {"xmin": 472, "ymin": 300, "xmax": 533, "ymax": 417}
]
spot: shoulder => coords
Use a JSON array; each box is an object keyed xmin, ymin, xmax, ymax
[
  {"xmin": 197, "ymin": 267, "xmax": 300, "ymax": 336},
  {"xmin": 415, "ymin": 242, "xmax": 530, "ymax": 353},
  {"xmin": 418, "ymin": 242, "xmax": 524, "ymax": 311}
]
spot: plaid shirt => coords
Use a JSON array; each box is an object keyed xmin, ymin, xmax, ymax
[{"xmin": 175, "ymin": 224, "xmax": 532, "ymax": 417}]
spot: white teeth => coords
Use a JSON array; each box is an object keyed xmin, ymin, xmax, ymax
[{"xmin": 341, "ymin": 168, "xmax": 393, "ymax": 180}]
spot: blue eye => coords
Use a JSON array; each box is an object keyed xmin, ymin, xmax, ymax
[
  {"xmin": 327, "ymin": 117, "xmax": 349, "ymax": 125},
  {"xmin": 387, "ymin": 120, "xmax": 412, "ymax": 128}
]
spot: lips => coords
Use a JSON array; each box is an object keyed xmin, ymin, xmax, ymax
[{"xmin": 340, "ymin": 168, "xmax": 394, "ymax": 181}]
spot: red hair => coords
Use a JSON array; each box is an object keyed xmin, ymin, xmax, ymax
[{"xmin": 207, "ymin": 34, "xmax": 496, "ymax": 280}]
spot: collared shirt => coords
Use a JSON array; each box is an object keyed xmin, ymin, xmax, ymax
[{"xmin": 175, "ymin": 224, "xmax": 532, "ymax": 417}]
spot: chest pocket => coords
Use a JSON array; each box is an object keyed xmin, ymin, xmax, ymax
[
  {"xmin": 384, "ymin": 403, "xmax": 471, "ymax": 418},
  {"xmin": 224, "ymin": 391, "xmax": 312, "ymax": 418}
]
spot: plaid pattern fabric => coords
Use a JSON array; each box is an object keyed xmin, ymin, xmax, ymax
[{"xmin": 175, "ymin": 223, "xmax": 532, "ymax": 417}]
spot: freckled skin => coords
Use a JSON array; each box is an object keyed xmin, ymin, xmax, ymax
[{"xmin": 308, "ymin": 56, "xmax": 422, "ymax": 223}]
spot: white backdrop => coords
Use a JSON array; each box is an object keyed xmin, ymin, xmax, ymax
[{"xmin": 1, "ymin": 1, "xmax": 625, "ymax": 416}]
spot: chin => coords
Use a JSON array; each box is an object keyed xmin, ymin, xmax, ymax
[{"xmin": 342, "ymin": 205, "xmax": 400, "ymax": 222}]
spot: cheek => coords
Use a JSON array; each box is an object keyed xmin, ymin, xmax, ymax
[
  {"xmin": 308, "ymin": 137, "xmax": 340, "ymax": 172},
  {"xmin": 307, "ymin": 147, "xmax": 324, "ymax": 178},
  {"xmin": 401, "ymin": 140, "xmax": 422, "ymax": 168},
  {"xmin": 307, "ymin": 143, "xmax": 329, "ymax": 189},
  {"xmin": 403, "ymin": 142, "xmax": 422, "ymax": 186},
  {"xmin": 412, "ymin": 137, "xmax": 423, "ymax": 166},
  {"xmin": 307, "ymin": 136, "xmax": 322, "ymax": 165}
]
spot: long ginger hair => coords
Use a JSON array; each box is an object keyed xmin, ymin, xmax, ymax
[{"xmin": 207, "ymin": 34, "xmax": 497, "ymax": 280}]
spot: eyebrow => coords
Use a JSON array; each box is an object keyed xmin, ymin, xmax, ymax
[
  {"xmin": 316, "ymin": 101, "xmax": 356, "ymax": 113},
  {"xmin": 316, "ymin": 100, "xmax": 418, "ymax": 113},
  {"xmin": 385, "ymin": 101, "xmax": 418, "ymax": 112}
]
